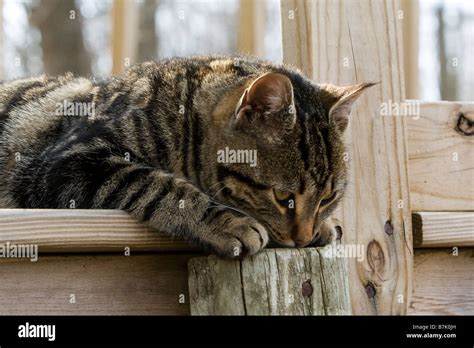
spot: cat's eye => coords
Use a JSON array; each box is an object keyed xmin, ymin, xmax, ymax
[
  {"xmin": 273, "ymin": 188, "xmax": 292, "ymax": 203},
  {"xmin": 320, "ymin": 192, "xmax": 337, "ymax": 206}
]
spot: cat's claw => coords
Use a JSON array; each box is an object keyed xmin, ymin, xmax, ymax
[{"xmin": 212, "ymin": 217, "xmax": 269, "ymax": 258}]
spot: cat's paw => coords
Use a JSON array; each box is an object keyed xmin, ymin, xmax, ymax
[
  {"xmin": 210, "ymin": 216, "xmax": 269, "ymax": 258},
  {"xmin": 312, "ymin": 217, "xmax": 342, "ymax": 247}
]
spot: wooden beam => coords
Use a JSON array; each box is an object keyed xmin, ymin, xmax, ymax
[
  {"xmin": 238, "ymin": 0, "xmax": 265, "ymax": 56},
  {"xmin": 112, "ymin": 0, "xmax": 138, "ymax": 74},
  {"xmin": 409, "ymin": 248, "xmax": 474, "ymax": 315},
  {"xmin": 0, "ymin": 209, "xmax": 193, "ymax": 253},
  {"xmin": 412, "ymin": 212, "xmax": 474, "ymax": 248},
  {"xmin": 188, "ymin": 247, "xmax": 351, "ymax": 315},
  {"xmin": 280, "ymin": 0, "xmax": 413, "ymax": 314},
  {"xmin": 0, "ymin": 254, "xmax": 195, "ymax": 315},
  {"xmin": 407, "ymin": 101, "xmax": 474, "ymax": 211}
]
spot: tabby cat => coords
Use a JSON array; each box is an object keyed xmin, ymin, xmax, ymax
[{"xmin": 0, "ymin": 56, "xmax": 373, "ymax": 258}]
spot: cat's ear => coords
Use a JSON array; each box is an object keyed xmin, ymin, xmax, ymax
[
  {"xmin": 319, "ymin": 82, "xmax": 376, "ymax": 133},
  {"xmin": 234, "ymin": 72, "xmax": 296, "ymax": 130}
]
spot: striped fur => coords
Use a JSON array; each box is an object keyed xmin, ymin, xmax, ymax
[{"xmin": 0, "ymin": 56, "xmax": 370, "ymax": 257}]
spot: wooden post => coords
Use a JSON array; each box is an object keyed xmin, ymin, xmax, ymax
[
  {"xmin": 188, "ymin": 247, "xmax": 351, "ymax": 315},
  {"xmin": 238, "ymin": 0, "xmax": 265, "ymax": 57},
  {"xmin": 112, "ymin": 0, "xmax": 138, "ymax": 74},
  {"xmin": 280, "ymin": 0, "xmax": 413, "ymax": 314},
  {"xmin": 401, "ymin": 0, "xmax": 419, "ymax": 99}
]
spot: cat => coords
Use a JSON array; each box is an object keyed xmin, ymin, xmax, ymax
[{"xmin": 0, "ymin": 56, "xmax": 373, "ymax": 258}]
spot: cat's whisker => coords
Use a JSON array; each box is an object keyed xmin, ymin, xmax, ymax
[
  {"xmin": 204, "ymin": 180, "xmax": 226, "ymax": 195},
  {"xmin": 208, "ymin": 199, "xmax": 249, "ymax": 217},
  {"xmin": 209, "ymin": 185, "xmax": 228, "ymax": 200}
]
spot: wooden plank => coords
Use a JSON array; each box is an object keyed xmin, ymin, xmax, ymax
[
  {"xmin": 281, "ymin": 0, "xmax": 413, "ymax": 314},
  {"xmin": 412, "ymin": 212, "xmax": 474, "ymax": 248},
  {"xmin": 0, "ymin": 253, "xmax": 195, "ymax": 315},
  {"xmin": 188, "ymin": 247, "xmax": 351, "ymax": 315},
  {"xmin": 407, "ymin": 102, "xmax": 474, "ymax": 211},
  {"xmin": 409, "ymin": 248, "xmax": 474, "ymax": 315},
  {"xmin": 0, "ymin": 209, "xmax": 193, "ymax": 252},
  {"xmin": 238, "ymin": 0, "xmax": 265, "ymax": 56}
]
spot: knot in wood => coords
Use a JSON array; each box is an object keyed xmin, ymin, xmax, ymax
[
  {"xmin": 335, "ymin": 225, "xmax": 343, "ymax": 240},
  {"xmin": 365, "ymin": 283, "xmax": 376, "ymax": 298},
  {"xmin": 456, "ymin": 112, "xmax": 474, "ymax": 136},
  {"xmin": 367, "ymin": 240, "xmax": 385, "ymax": 275},
  {"xmin": 384, "ymin": 220, "xmax": 393, "ymax": 235},
  {"xmin": 302, "ymin": 280, "xmax": 313, "ymax": 297}
]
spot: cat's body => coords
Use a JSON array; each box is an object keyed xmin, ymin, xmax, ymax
[{"xmin": 0, "ymin": 56, "xmax": 371, "ymax": 257}]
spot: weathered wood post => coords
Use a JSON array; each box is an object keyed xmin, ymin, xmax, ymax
[
  {"xmin": 280, "ymin": 0, "xmax": 413, "ymax": 314},
  {"xmin": 188, "ymin": 247, "xmax": 351, "ymax": 315}
]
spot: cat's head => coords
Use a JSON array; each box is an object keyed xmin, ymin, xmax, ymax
[{"xmin": 215, "ymin": 71, "xmax": 374, "ymax": 248}]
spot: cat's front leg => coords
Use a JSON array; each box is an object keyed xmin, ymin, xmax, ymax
[
  {"xmin": 105, "ymin": 169, "xmax": 269, "ymax": 258},
  {"xmin": 20, "ymin": 148, "xmax": 268, "ymax": 257}
]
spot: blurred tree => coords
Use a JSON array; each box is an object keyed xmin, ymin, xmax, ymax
[
  {"xmin": 137, "ymin": 0, "xmax": 159, "ymax": 62},
  {"xmin": 30, "ymin": 0, "xmax": 92, "ymax": 76}
]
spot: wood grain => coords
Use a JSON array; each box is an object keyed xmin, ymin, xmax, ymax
[
  {"xmin": 412, "ymin": 212, "xmax": 474, "ymax": 248},
  {"xmin": 281, "ymin": 0, "xmax": 413, "ymax": 314},
  {"xmin": 188, "ymin": 247, "xmax": 351, "ymax": 315},
  {"xmin": 409, "ymin": 248, "xmax": 474, "ymax": 315},
  {"xmin": 0, "ymin": 253, "xmax": 195, "ymax": 315},
  {"xmin": 407, "ymin": 102, "xmax": 474, "ymax": 211},
  {"xmin": 0, "ymin": 209, "xmax": 193, "ymax": 252}
]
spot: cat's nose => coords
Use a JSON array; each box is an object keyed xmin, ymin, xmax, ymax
[{"xmin": 292, "ymin": 221, "xmax": 314, "ymax": 247}]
